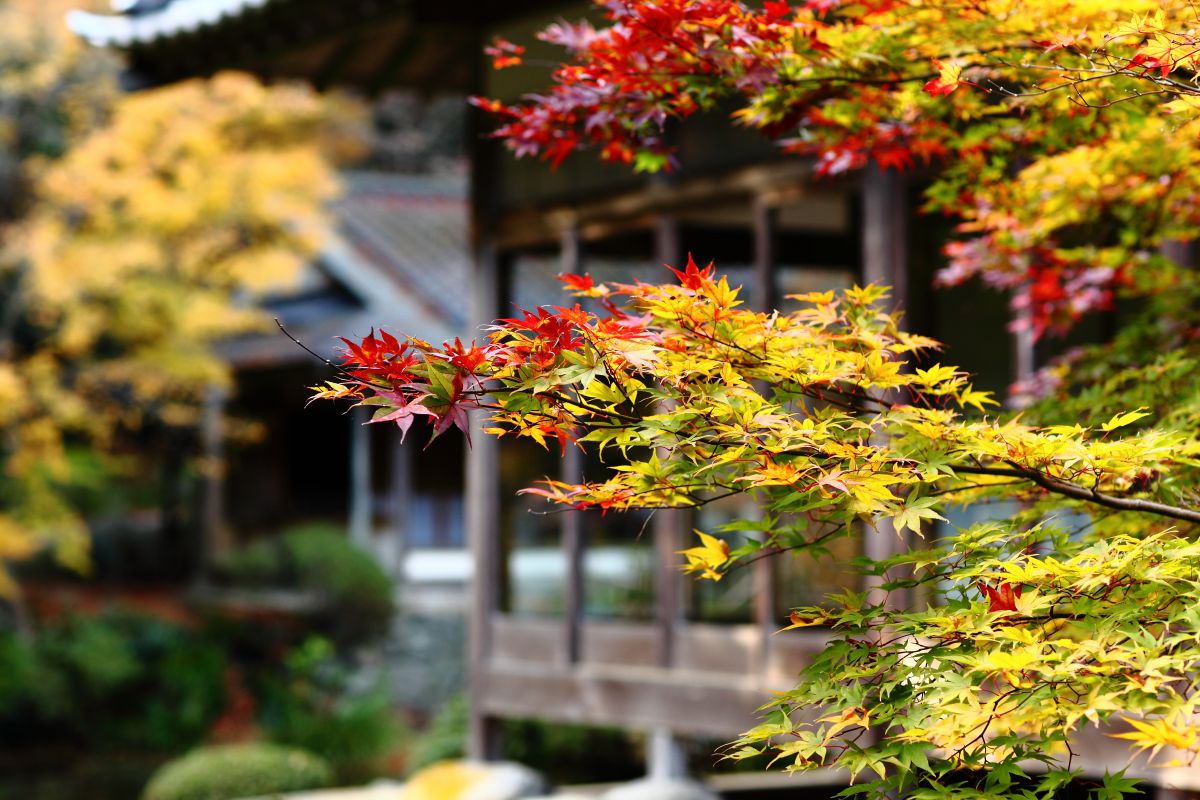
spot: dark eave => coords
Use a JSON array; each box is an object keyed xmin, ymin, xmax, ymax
[{"xmin": 68, "ymin": 0, "xmax": 565, "ymax": 94}]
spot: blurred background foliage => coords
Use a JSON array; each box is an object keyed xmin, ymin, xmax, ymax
[
  {"xmin": 214, "ymin": 523, "xmax": 396, "ymax": 647},
  {"xmin": 0, "ymin": 0, "xmax": 367, "ymax": 594}
]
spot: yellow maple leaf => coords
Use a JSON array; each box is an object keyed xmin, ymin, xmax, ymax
[{"xmin": 679, "ymin": 531, "xmax": 730, "ymax": 581}]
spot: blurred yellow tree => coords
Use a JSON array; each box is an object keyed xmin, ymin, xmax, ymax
[{"xmin": 0, "ymin": 0, "xmax": 362, "ymax": 593}]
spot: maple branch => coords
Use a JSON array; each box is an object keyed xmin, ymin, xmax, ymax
[
  {"xmin": 952, "ymin": 463, "xmax": 1200, "ymax": 525},
  {"xmin": 276, "ymin": 319, "xmax": 360, "ymax": 382}
]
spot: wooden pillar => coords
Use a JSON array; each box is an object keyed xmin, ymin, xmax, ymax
[
  {"xmin": 198, "ymin": 385, "xmax": 229, "ymax": 578},
  {"xmin": 1010, "ymin": 306, "xmax": 1036, "ymax": 409},
  {"xmin": 862, "ymin": 163, "xmax": 908, "ymax": 298},
  {"xmin": 752, "ymin": 197, "xmax": 777, "ymax": 313},
  {"xmin": 861, "ymin": 164, "xmax": 910, "ymax": 609},
  {"xmin": 647, "ymin": 214, "xmax": 689, "ymax": 777},
  {"xmin": 560, "ymin": 225, "xmax": 586, "ymax": 664},
  {"xmin": 467, "ymin": 237, "xmax": 504, "ymax": 761},
  {"xmin": 390, "ymin": 434, "xmax": 412, "ymax": 579},
  {"xmin": 751, "ymin": 197, "xmax": 779, "ymax": 668},
  {"xmin": 349, "ymin": 406, "xmax": 372, "ymax": 549},
  {"xmin": 653, "ymin": 215, "xmax": 684, "ymax": 668}
]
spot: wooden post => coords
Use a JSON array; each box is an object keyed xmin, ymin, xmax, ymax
[
  {"xmin": 751, "ymin": 197, "xmax": 779, "ymax": 667},
  {"xmin": 647, "ymin": 214, "xmax": 689, "ymax": 777},
  {"xmin": 198, "ymin": 385, "xmax": 229, "ymax": 578},
  {"xmin": 464, "ymin": 42, "xmax": 506, "ymax": 758},
  {"xmin": 561, "ymin": 224, "xmax": 586, "ymax": 664},
  {"xmin": 1010, "ymin": 306, "xmax": 1035, "ymax": 409},
  {"xmin": 752, "ymin": 196, "xmax": 777, "ymax": 313},
  {"xmin": 349, "ymin": 405, "xmax": 372, "ymax": 549},
  {"xmin": 862, "ymin": 164, "xmax": 908, "ymax": 299},
  {"xmin": 653, "ymin": 215, "xmax": 684, "ymax": 669},
  {"xmin": 466, "ymin": 237, "xmax": 504, "ymax": 761},
  {"xmin": 861, "ymin": 164, "xmax": 910, "ymax": 609},
  {"xmin": 390, "ymin": 433, "xmax": 412, "ymax": 579}
]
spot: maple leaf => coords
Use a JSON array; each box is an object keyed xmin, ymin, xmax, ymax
[
  {"xmin": 558, "ymin": 272, "xmax": 594, "ymax": 292},
  {"xmin": 923, "ymin": 59, "xmax": 964, "ymax": 97},
  {"xmin": 679, "ymin": 531, "xmax": 730, "ymax": 581},
  {"xmin": 666, "ymin": 253, "xmax": 716, "ymax": 291},
  {"xmin": 978, "ymin": 581, "xmax": 1022, "ymax": 614},
  {"xmin": 485, "ymin": 36, "xmax": 525, "ymax": 70},
  {"xmin": 763, "ymin": 1, "xmax": 791, "ymax": 22},
  {"xmin": 439, "ymin": 337, "xmax": 490, "ymax": 374},
  {"xmin": 363, "ymin": 391, "xmax": 435, "ymax": 443},
  {"xmin": 891, "ymin": 497, "xmax": 946, "ymax": 536}
]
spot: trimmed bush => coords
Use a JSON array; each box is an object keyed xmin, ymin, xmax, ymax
[
  {"xmin": 218, "ymin": 524, "xmax": 395, "ymax": 645},
  {"xmin": 141, "ymin": 742, "xmax": 333, "ymax": 800}
]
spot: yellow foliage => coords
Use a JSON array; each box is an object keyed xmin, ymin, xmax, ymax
[{"xmin": 0, "ymin": 8, "xmax": 363, "ymax": 592}]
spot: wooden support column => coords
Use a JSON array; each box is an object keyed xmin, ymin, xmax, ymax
[
  {"xmin": 862, "ymin": 164, "xmax": 908, "ymax": 299},
  {"xmin": 1010, "ymin": 306, "xmax": 1036, "ymax": 409},
  {"xmin": 467, "ymin": 237, "xmax": 504, "ymax": 761},
  {"xmin": 861, "ymin": 164, "xmax": 910, "ymax": 609},
  {"xmin": 560, "ymin": 225, "xmax": 586, "ymax": 665},
  {"xmin": 198, "ymin": 385, "xmax": 229, "ymax": 579},
  {"xmin": 752, "ymin": 197, "xmax": 777, "ymax": 314},
  {"xmin": 390, "ymin": 433, "xmax": 412, "ymax": 580},
  {"xmin": 648, "ymin": 214, "xmax": 689, "ymax": 779},
  {"xmin": 349, "ymin": 406, "xmax": 372, "ymax": 549},
  {"xmin": 751, "ymin": 197, "xmax": 779, "ymax": 668},
  {"xmin": 653, "ymin": 214, "xmax": 684, "ymax": 668}
]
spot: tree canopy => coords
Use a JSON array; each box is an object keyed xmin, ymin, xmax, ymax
[
  {"xmin": 320, "ymin": 1, "xmax": 1200, "ymax": 797},
  {"xmin": 0, "ymin": 0, "xmax": 361, "ymax": 593}
]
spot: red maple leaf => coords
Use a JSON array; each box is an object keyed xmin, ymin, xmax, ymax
[
  {"xmin": 558, "ymin": 272, "xmax": 595, "ymax": 292},
  {"xmin": 364, "ymin": 391, "xmax": 436, "ymax": 443},
  {"xmin": 667, "ymin": 253, "xmax": 715, "ymax": 290},
  {"xmin": 978, "ymin": 581, "xmax": 1022, "ymax": 613},
  {"xmin": 763, "ymin": 1, "xmax": 792, "ymax": 22}
]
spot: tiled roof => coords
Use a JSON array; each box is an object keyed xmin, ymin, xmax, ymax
[
  {"xmin": 333, "ymin": 172, "xmax": 471, "ymax": 334},
  {"xmin": 68, "ymin": 0, "xmax": 277, "ymax": 48},
  {"xmin": 219, "ymin": 170, "xmax": 473, "ymax": 369}
]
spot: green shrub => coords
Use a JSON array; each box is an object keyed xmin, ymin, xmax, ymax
[
  {"xmin": 219, "ymin": 523, "xmax": 395, "ymax": 645},
  {"xmin": 255, "ymin": 636, "xmax": 407, "ymax": 782},
  {"xmin": 142, "ymin": 743, "xmax": 333, "ymax": 800},
  {"xmin": 0, "ymin": 611, "xmax": 227, "ymax": 753}
]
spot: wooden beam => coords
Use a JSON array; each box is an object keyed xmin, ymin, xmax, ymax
[
  {"xmin": 493, "ymin": 160, "xmax": 832, "ymax": 250},
  {"xmin": 366, "ymin": 22, "xmax": 424, "ymax": 96},
  {"xmin": 312, "ymin": 32, "xmax": 365, "ymax": 91}
]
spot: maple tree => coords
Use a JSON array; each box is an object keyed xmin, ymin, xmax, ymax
[
  {"xmin": 0, "ymin": 0, "xmax": 361, "ymax": 594},
  {"xmin": 316, "ymin": 1, "xmax": 1200, "ymax": 797}
]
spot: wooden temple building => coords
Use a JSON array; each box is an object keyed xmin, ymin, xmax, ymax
[{"xmin": 67, "ymin": 2, "xmax": 1194, "ymax": 796}]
